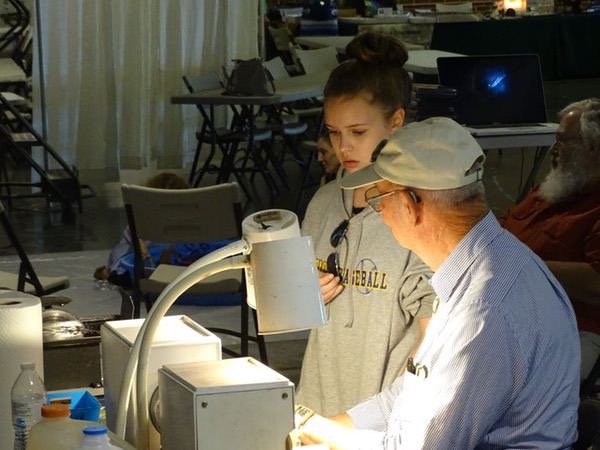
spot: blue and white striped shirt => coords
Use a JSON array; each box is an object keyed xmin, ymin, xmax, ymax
[{"xmin": 347, "ymin": 212, "xmax": 580, "ymax": 449}]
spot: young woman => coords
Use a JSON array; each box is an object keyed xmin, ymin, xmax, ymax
[{"xmin": 296, "ymin": 32, "xmax": 436, "ymax": 417}]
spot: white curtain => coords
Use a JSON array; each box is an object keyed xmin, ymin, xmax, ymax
[{"xmin": 33, "ymin": 0, "xmax": 259, "ymax": 178}]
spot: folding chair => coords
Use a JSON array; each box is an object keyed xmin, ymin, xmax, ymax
[
  {"xmin": 0, "ymin": 17, "xmax": 32, "ymax": 98},
  {"xmin": 581, "ymin": 353, "xmax": 600, "ymax": 398},
  {"xmin": 0, "ymin": 93, "xmax": 95, "ymax": 212},
  {"xmin": 574, "ymin": 397, "xmax": 600, "ymax": 450},
  {"xmin": 0, "ymin": 0, "xmax": 30, "ymax": 54},
  {"xmin": 266, "ymin": 25, "xmax": 297, "ymax": 67},
  {"xmin": 182, "ymin": 73, "xmax": 273, "ymax": 202},
  {"xmin": 0, "ymin": 200, "xmax": 69, "ymax": 295},
  {"xmin": 121, "ymin": 182, "xmax": 268, "ymax": 362},
  {"xmin": 293, "ymin": 46, "xmax": 339, "ymax": 75}
]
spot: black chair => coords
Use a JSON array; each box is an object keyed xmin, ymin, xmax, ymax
[
  {"xmin": 182, "ymin": 73, "xmax": 274, "ymax": 203},
  {"xmin": 574, "ymin": 397, "xmax": 600, "ymax": 450},
  {"xmin": 581, "ymin": 353, "xmax": 600, "ymax": 398},
  {"xmin": 0, "ymin": 200, "xmax": 69, "ymax": 295}
]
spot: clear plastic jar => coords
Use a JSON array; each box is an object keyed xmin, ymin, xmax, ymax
[
  {"xmin": 26, "ymin": 404, "xmax": 96, "ymax": 450},
  {"xmin": 76, "ymin": 425, "xmax": 123, "ymax": 450}
]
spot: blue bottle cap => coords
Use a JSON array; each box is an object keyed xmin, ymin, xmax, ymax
[{"xmin": 83, "ymin": 425, "xmax": 108, "ymax": 435}]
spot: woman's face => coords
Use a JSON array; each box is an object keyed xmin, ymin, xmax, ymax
[{"xmin": 324, "ymin": 94, "xmax": 404, "ymax": 173}]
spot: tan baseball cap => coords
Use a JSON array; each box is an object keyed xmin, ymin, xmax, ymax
[{"xmin": 339, "ymin": 117, "xmax": 485, "ymax": 190}]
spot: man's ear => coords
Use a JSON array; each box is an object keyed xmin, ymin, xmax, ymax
[
  {"xmin": 401, "ymin": 190, "xmax": 421, "ymax": 226},
  {"xmin": 390, "ymin": 108, "xmax": 405, "ymax": 131}
]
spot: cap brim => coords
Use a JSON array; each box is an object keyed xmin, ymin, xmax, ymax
[{"xmin": 338, "ymin": 164, "xmax": 384, "ymax": 189}]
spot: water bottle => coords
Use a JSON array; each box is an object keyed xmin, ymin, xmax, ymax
[
  {"xmin": 76, "ymin": 426, "xmax": 123, "ymax": 450},
  {"xmin": 13, "ymin": 417, "xmax": 27, "ymax": 450},
  {"xmin": 11, "ymin": 362, "xmax": 46, "ymax": 448}
]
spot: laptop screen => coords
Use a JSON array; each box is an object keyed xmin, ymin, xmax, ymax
[{"xmin": 436, "ymin": 54, "xmax": 548, "ymax": 127}]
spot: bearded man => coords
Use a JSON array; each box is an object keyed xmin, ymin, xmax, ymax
[{"xmin": 501, "ymin": 98, "xmax": 600, "ymax": 385}]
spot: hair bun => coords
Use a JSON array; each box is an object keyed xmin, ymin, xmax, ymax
[{"xmin": 345, "ymin": 31, "xmax": 408, "ymax": 66}]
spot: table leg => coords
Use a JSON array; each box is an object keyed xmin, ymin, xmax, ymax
[{"xmin": 517, "ymin": 146, "xmax": 549, "ymax": 203}]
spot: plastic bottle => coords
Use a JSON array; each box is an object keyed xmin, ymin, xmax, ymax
[
  {"xmin": 76, "ymin": 426, "xmax": 123, "ymax": 450},
  {"xmin": 13, "ymin": 417, "xmax": 27, "ymax": 450},
  {"xmin": 26, "ymin": 404, "xmax": 97, "ymax": 450},
  {"xmin": 11, "ymin": 362, "xmax": 46, "ymax": 449}
]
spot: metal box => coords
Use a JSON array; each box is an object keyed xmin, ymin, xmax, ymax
[
  {"xmin": 159, "ymin": 358, "xmax": 294, "ymax": 450},
  {"xmin": 101, "ymin": 315, "xmax": 221, "ymax": 449}
]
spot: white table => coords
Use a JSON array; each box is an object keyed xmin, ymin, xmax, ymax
[
  {"xmin": 405, "ymin": 49, "xmax": 464, "ymax": 75},
  {"xmin": 171, "ymin": 72, "xmax": 329, "ymax": 107},
  {"xmin": 467, "ymin": 123, "xmax": 558, "ymax": 150},
  {"xmin": 295, "ymin": 35, "xmax": 424, "ymax": 53},
  {"xmin": 292, "ymin": 44, "xmax": 460, "ymax": 76},
  {"xmin": 338, "ymin": 16, "xmax": 410, "ymax": 25},
  {"xmin": 468, "ymin": 123, "xmax": 558, "ymax": 201},
  {"xmin": 172, "ymin": 72, "xmax": 329, "ymax": 202}
]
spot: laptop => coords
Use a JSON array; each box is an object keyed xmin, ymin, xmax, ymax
[{"xmin": 436, "ymin": 54, "xmax": 550, "ymax": 134}]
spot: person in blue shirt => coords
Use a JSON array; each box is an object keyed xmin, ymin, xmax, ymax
[
  {"xmin": 294, "ymin": 117, "xmax": 580, "ymax": 449},
  {"xmin": 94, "ymin": 173, "xmax": 232, "ymax": 288}
]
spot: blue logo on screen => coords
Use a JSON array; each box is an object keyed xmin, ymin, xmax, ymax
[{"xmin": 485, "ymin": 71, "xmax": 508, "ymax": 94}]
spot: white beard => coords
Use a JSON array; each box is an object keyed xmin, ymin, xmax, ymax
[{"xmin": 538, "ymin": 149, "xmax": 598, "ymax": 204}]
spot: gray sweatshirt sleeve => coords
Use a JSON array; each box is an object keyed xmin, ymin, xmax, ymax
[{"xmin": 397, "ymin": 251, "xmax": 436, "ymax": 319}]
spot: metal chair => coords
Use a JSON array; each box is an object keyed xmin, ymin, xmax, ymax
[
  {"xmin": 574, "ymin": 397, "xmax": 600, "ymax": 450},
  {"xmin": 0, "ymin": 200, "xmax": 69, "ymax": 295},
  {"xmin": 581, "ymin": 353, "xmax": 600, "ymax": 398},
  {"xmin": 292, "ymin": 46, "xmax": 339, "ymax": 75},
  {"xmin": 182, "ymin": 73, "xmax": 246, "ymax": 187},
  {"xmin": 261, "ymin": 57, "xmax": 314, "ymax": 186},
  {"xmin": 121, "ymin": 182, "xmax": 268, "ymax": 362},
  {"xmin": 182, "ymin": 73, "xmax": 275, "ymax": 203}
]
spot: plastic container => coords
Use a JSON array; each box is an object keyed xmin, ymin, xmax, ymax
[
  {"xmin": 26, "ymin": 404, "xmax": 96, "ymax": 450},
  {"xmin": 11, "ymin": 362, "xmax": 46, "ymax": 449},
  {"xmin": 76, "ymin": 426, "xmax": 123, "ymax": 450}
]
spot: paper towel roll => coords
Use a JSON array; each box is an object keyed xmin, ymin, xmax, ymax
[{"xmin": 0, "ymin": 291, "xmax": 43, "ymax": 449}]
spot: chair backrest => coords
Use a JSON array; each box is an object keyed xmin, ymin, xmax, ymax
[
  {"xmin": 12, "ymin": 24, "xmax": 32, "ymax": 74},
  {"xmin": 293, "ymin": 46, "xmax": 339, "ymax": 75},
  {"xmin": 435, "ymin": 2, "xmax": 473, "ymax": 13},
  {"xmin": 267, "ymin": 26, "xmax": 294, "ymax": 52},
  {"xmin": 0, "ymin": 200, "xmax": 44, "ymax": 295},
  {"xmin": 182, "ymin": 72, "xmax": 222, "ymax": 94},
  {"xmin": 121, "ymin": 182, "xmax": 242, "ymax": 244},
  {"xmin": 264, "ymin": 57, "xmax": 290, "ymax": 80}
]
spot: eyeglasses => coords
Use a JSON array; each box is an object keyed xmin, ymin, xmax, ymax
[
  {"xmin": 326, "ymin": 219, "xmax": 349, "ymax": 277},
  {"xmin": 364, "ymin": 187, "xmax": 420, "ymax": 213}
]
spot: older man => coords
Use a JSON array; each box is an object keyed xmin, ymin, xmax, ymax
[
  {"xmin": 501, "ymin": 98, "xmax": 600, "ymax": 384},
  {"xmin": 296, "ymin": 117, "xmax": 580, "ymax": 449}
]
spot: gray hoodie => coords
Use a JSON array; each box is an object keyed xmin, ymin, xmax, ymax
[{"xmin": 296, "ymin": 177, "xmax": 435, "ymax": 417}]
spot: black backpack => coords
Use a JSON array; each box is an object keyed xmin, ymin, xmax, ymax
[{"xmin": 224, "ymin": 58, "xmax": 276, "ymax": 97}]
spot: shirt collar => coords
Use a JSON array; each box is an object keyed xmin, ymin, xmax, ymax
[{"xmin": 431, "ymin": 211, "xmax": 502, "ymax": 305}]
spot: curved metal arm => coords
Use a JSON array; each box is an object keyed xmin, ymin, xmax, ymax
[
  {"xmin": 136, "ymin": 255, "xmax": 250, "ymax": 449},
  {"xmin": 114, "ymin": 238, "xmax": 251, "ymax": 443}
]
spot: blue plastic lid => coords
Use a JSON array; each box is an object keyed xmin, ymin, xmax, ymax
[{"xmin": 83, "ymin": 425, "xmax": 108, "ymax": 435}]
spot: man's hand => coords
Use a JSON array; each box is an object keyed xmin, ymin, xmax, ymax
[
  {"xmin": 320, "ymin": 273, "xmax": 344, "ymax": 304},
  {"xmin": 299, "ymin": 414, "xmax": 355, "ymax": 449}
]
